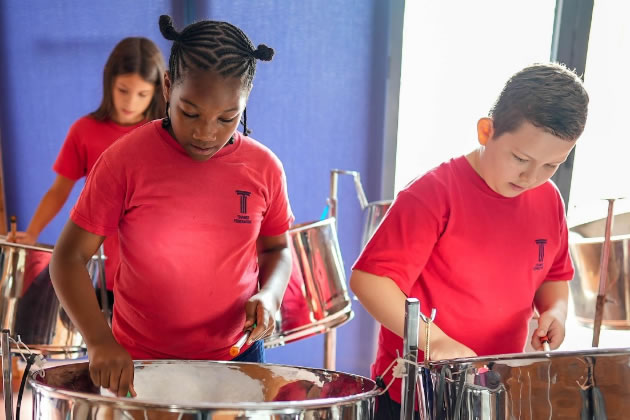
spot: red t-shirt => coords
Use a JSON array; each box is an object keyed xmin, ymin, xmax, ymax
[
  {"xmin": 54, "ymin": 116, "xmax": 145, "ymax": 290},
  {"xmin": 71, "ymin": 121, "xmax": 294, "ymax": 360},
  {"xmin": 353, "ymin": 156, "xmax": 573, "ymax": 403}
]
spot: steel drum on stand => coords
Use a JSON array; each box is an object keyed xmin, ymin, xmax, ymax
[
  {"xmin": 569, "ymin": 211, "xmax": 630, "ymax": 329},
  {"xmin": 398, "ymin": 300, "xmax": 630, "ymax": 419},
  {"xmin": 266, "ymin": 218, "xmax": 353, "ymax": 348},
  {"xmin": 30, "ymin": 360, "xmax": 379, "ymax": 419},
  {"xmin": 420, "ymin": 348, "xmax": 630, "ymax": 420},
  {"xmin": 0, "ymin": 238, "xmax": 94, "ymax": 358}
]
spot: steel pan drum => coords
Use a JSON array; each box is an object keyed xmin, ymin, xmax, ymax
[
  {"xmin": 361, "ymin": 200, "xmax": 392, "ymax": 249},
  {"xmin": 569, "ymin": 212, "xmax": 630, "ymax": 328},
  {"xmin": 30, "ymin": 360, "xmax": 378, "ymax": 419},
  {"xmin": 421, "ymin": 348, "xmax": 630, "ymax": 420},
  {"xmin": 266, "ymin": 218, "xmax": 353, "ymax": 348},
  {"xmin": 0, "ymin": 238, "xmax": 95, "ymax": 357}
]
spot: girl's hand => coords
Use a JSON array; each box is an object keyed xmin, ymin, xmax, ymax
[
  {"xmin": 87, "ymin": 337, "xmax": 136, "ymax": 397},
  {"xmin": 7, "ymin": 231, "xmax": 37, "ymax": 245},
  {"xmin": 428, "ymin": 334, "xmax": 477, "ymax": 362},
  {"xmin": 244, "ymin": 290, "xmax": 278, "ymax": 344},
  {"xmin": 531, "ymin": 309, "xmax": 566, "ymax": 350}
]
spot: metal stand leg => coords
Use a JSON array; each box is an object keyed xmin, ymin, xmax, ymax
[
  {"xmin": 401, "ymin": 298, "xmax": 420, "ymax": 420},
  {"xmin": 2, "ymin": 329, "xmax": 13, "ymax": 420},
  {"xmin": 324, "ymin": 330, "xmax": 336, "ymax": 371},
  {"xmin": 593, "ymin": 198, "xmax": 616, "ymax": 347}
]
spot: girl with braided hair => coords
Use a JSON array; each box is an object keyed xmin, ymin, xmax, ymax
[{"xmin": 50, "ymin": 15, "xmax": 293, "ymax": 397}]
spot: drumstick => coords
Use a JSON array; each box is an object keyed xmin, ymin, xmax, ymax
[
  {"xmin": 229, "ymin": 329, "xmax": 253, "ymax": 358},
  {"xmin": 10, "ymin": 216, "xmax": 16, "ymax": 239},
  {"xmin": 540, "ymin": 335, "xmax": 551, "ymax": 352}
]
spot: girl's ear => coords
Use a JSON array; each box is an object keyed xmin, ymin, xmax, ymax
[{"xmin": 162, "ymin": 71, "xmax": 172, "ymax": 102}]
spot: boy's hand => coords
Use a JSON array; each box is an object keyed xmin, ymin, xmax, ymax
[
  {"xmin": 531, "ymin": 309, "xmax": 566, "ymax": 351},
  {"xmin": 87, "ymin": 337, "xmax": 136, "ymax": 397},
  {"xmin": 244, "ymin": 290, "xmax": 278, "ymax": 344},
  {"xmin": 429, "ymin": 334, "xmax": 477, "ymax": 361}
]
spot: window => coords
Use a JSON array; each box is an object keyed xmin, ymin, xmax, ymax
[
  {"xmin": 395, "ymin": 1, "xmax": 557, "ymax": 192},
  {"xmin": 567, "ymin": 0, "xmax": 630, "ymax": 225}
]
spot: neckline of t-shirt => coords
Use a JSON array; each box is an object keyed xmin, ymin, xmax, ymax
[
  {"xmin": 455, "ymin": 155, "xmax": 514, "ymax": 200},
  {"xmin": 153, "ymin": 120, "xmax": 242, "ymax": 160},
  {"xmin": 104, "ymin": 118, "xmax": 147, "ymax": 133}
]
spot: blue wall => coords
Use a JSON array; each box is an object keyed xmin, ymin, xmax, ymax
[
  {"xmin": 0, "ymin": 1, "xmax": 172, "ymax": 243},
  {"xmin": 0, "ymin": 1, "xmax": 392, "ymax": 377}
]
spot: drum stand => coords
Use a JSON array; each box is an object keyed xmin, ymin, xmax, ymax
[
  {"xmin": 400, "ymin": 298, "xmax": 435, "ymax": 420},
  {"xmin": 2, "ymin": 329, "xmax": 13, "ymax": 420},
  {"xmin": 400, "ymin": 298, "xmax": 420, "ymax": 420},
  {"xmin": 325, "ymin": 170, "xmax": 368, "ymax": 370},
  {"xmin": 592, "ymin": 198, "xmax": 618, "ymax": 347}
]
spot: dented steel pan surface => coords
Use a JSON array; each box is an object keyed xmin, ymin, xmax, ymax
[
  {"xmin": 421, "ymin": 347, "xmax": 630, "ymax": 420},
  {"xmin": 30, "ymin": 360, "xmax": 378, "ymax": 419}
]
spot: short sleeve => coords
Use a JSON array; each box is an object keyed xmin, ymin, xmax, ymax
[
  {"xmin": 352, "ymin": 176, "xmax": 449, "ymax": 295},
  {"xmin": 259, "ymin": 158, "xmax": 294, "ymax": 236},
  {"xmin": 545, "ymin": 193, "xmax": 574, "ymax": 281},
  {"xmin": 53, "ymin": 121, "xmax": 87, "ymax": 180},
  {"xmin": 70, "ymin": 154, "xmax": 124, "ymax": 237}
]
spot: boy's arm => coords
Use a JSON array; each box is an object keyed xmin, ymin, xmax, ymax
[
  {"xmin": 350, "ymin": 269, "xmax": 477, "ymax": 361},
  {"xmin": 531, "ymin": 280, "xmax": 569, "ymax": 350}
]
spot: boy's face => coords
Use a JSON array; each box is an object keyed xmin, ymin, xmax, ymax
[
  {"xmin": 478, "ymin": 119, "xmax": 576, "ymax": 198},
  {"xmin": 163, "ymin": 70, "xmax": 248, "ymax": 161}
]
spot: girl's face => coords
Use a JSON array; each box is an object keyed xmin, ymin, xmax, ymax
[
  {"xmin": 111, "ymin": 73, "xmax": 155, "ymax": 125},
  {"xmin": 163, "ymin": 70, "xmax": 248, "ymax": 162}
]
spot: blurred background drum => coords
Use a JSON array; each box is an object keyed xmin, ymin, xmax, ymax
[
  {"xmin": 0, "ymin": 237, "xmax": 104, "ymax": 358},
  {"xmin": 569, "ymin": 212, "xmax": 630, "ymax": 329}
]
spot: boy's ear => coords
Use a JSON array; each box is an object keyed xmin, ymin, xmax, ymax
[{"xmin": 477, "ymin": 118, "xmax": 494, "ymax": 146}]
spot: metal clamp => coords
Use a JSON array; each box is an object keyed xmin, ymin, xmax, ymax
[{"xmin": 420, "ymin": 309, "xmax": 437, "ymax": 368}]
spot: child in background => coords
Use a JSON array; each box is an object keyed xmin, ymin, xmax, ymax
[
  {"xmin": 350, "ymin": 63, "xmax": 589, "ymax": 419},
  {"xmin": 11, "ymin": 37, "xmax": 166, "ymax": 305},
  {"xmin": 50, "ymin": 15, "xmax": 293, "ymax": 397}
]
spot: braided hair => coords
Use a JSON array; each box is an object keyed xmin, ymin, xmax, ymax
[{"xmin": 159, "ymin": 15, "xmax": 274, "ymax": 136}]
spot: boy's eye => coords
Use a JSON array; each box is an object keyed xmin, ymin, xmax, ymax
[
  {"xmin": 219, "ymin": 116, "xmax": 237, "ymax": 123},
  {"xmin": 513, "ymin": 154, "xmax": 528, "ymax": 163},
  {"xmin": 545, "ymin": 164, "xmax": 558, "ymax": 169}
]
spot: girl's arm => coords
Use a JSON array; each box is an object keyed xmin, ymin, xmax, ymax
[
  {"xmin": 12, "ymin": 175, "xmax": 76, "ymax": 244},
  {"xmin": 244, "ymin": 232, "xmax": 292, "ymax": 344},
  {"xmin": 50, "ymin": 220, "xmax": 134, "ymax": 397}
]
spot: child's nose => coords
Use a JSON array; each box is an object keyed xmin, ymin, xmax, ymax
[
  {"xmin": 197, "ymin": 120, "xmax": 220, "ymax": 141},
  {"xmin": 519, "ymin": 168, "xmax": 536, "ymax": 184}
]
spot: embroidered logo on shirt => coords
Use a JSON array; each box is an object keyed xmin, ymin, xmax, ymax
[
  {"xmin": 534, "ymin": 239, "xmax": 547, "ymax": 271},
  {"xmin": 234, "ymin": 190, "xmax": 252, "ymax": 224}
]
